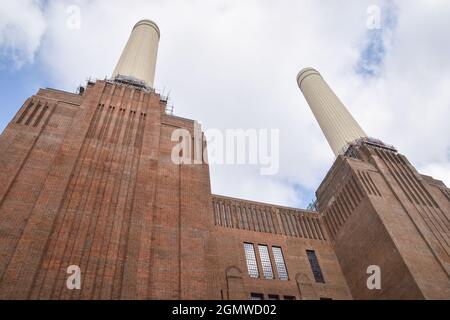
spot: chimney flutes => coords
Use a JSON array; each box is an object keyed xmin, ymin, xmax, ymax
[
  {"xmin": 113, "ymin": 19, "xmax": 160, "ymax": 88},
  {"xmin": 297, "ymin": 68, "xmax": 367, "ymax": 156}
]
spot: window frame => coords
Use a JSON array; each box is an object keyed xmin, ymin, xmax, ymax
[
  {"xmin": 258, "ymin": 244, "xmax": 275, "ymax": 280},
  {"xmin": 243, "ymin": 243, "xmax": 260, "ymax": 278},
  {"xmin": 306, "ymin": 249, "xmax": 325, "ymax": 283},
  {"xmin": 250, "ymin": 293, "xmax": 264, "ymax": 300},
  {"xmin": 272, "ymin": 246, "xmax": 289, "ymax": 281}
]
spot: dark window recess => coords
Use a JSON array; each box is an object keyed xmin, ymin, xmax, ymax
[
  {"xmin": 250, "ymin": 293, "xmax": 264, "ymax": 300},
  {"xmin": 284, "ymin": 295, "xmax": 296, "ymax": 300},
  {"xmin": 268, "ymin": 294, "xmax": 280, "ymax": 300},
  {"xmin": 306, "ymin": 250, "xmax": 325, "ymax": 283},
  {"xmin": 320, "ymin": 297, "xmax": 333, "ymax": 300},
  {"xmin": 17, "ymin": 101, "xmax": 33, "ymax": 124}
]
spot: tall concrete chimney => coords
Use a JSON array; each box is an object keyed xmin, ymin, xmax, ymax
[
  {"xmin": 297, "ymin": 68, "xmax": 367, "ymax": 156},
  {"xmin": 112, "ymin": 19, "xmax": 160, "ymax": 88}
]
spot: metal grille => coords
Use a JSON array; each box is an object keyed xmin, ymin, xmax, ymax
[
  {"xmin": 272, "ymin": 246, "xmax": 289, "ymax": 280},
  {"xmin": 244, "ymin": 243, "xmax": 259, "ymax": 278},
  {"xmin": 306, "ymin": 250, "xmax": 325, "ymax": 283},
  {"xmin": 258, "ymin": 245, "xmax": 274, "ymax": 279}
]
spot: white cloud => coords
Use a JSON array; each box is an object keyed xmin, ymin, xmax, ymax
[
  {"xmin": 341, "ymin": 0, "xmax": 450, "ymax": 187},
  {"xmin": 0, "ymin": 0, "xmax": 46, "ymax": 68},
  {"xmin": 211, "ymin": 164, "xmax": 301, "ymax": 208},
  {"xmin": 2, "ymin": 0, "xmax": 449, "ymax": 206},
  {"xmin": 420, "ymin": 162, "xmax": 450, "ymax": 187}
]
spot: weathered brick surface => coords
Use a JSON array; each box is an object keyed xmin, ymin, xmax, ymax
[
  {"xmin": 0, "ymin": 81, "xmax": 448, "ymax": 300},
  {"xmin": 0, "ymin": 81, "xmax": 215, "ymax": 299},
  {"xmin": 210, "ymin": 216, "xmax": 352, "ymax": 300},
  {"xmin": 316, "ymin": 145, "xmax": 450, "ymax": 300}
]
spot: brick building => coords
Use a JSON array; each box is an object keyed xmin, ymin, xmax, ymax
[{"xmin": 0, "ymin": 20, "xmax": 448, "ymax": 300}]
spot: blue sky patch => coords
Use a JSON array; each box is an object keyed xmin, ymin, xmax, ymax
[{"xmin": 355, "ymin": 3, "xmax": 398, "ymax": 78}]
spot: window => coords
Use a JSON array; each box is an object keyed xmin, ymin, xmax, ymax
[
  {"xmin": 272, "ymin": 246, "xmax": 289, "ymax": 280},
  {"xmin": 258, "ymin": 245, "xmax": 274, "ymax": 279},
  {"xmin": 320, "ymin": 297, "xmax": 333, "ymax": 300},
  {"xmin": 306, "ymin": 250, "xmax": 325, "ymax": 283},
  {"xmin": 284, "ymin": 296, "xmax": 296, "ymax": 300},
  {"xmin": 244, "ymin": 243, "xmax": 259, "ymax": 278},
  {"xmin": 268, "ymin": 294, "xmax": 280, "ymax": 300},
  {"xmin": 250, "ymin": 293, "xmax": 264, "ymax": 300}
]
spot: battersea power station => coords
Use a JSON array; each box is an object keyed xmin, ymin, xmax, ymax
[{"xmin": 0, "ymin": 20, "xmax": 449, "ymax": 300}]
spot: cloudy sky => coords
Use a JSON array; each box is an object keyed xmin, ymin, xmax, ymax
[{"xmin": 1, "ymin": 0, "xmax": 449, "ymax": 208}]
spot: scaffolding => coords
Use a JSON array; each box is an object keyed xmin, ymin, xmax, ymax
[
  {"xmin": 342, "ymin": 137, "xmax": 397, "ymax": 158},
  {"xmin": 307, "ymin": 198, "xmax": 319, "ymax": 212},
  {"xmin": 112, "ymin": 74, "xmax": 153, "ymax": 92},
  {"xmin": 156, "ymin": 88, "xmax": 174, "ymax": 116},
  {"xmin": 80, "ymin": 76, "xmax": 176, "ymax": 116}
]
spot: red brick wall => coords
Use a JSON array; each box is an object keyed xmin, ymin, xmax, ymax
[
  {"xmin": 0, "ymin": 81, "xmax": 216, "ymax": 299},
  {"xmin": 209, "ymin": 195, "xmax": 352, "ymax": 300},
  {"xmin": 0, "ymin": 81, "xmax": 448, "ymax": 300},
  {"xmin": 317, "ymin": 146, "xmax": 450, "ymax": 300}
]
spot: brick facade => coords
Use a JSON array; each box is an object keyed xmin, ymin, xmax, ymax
[
  {"xmin": 316, "ymin": 144, "xmax": 450, "ymax": 299},
  {"xmin": 0, "ymin": 81, "xmax": 449, "ymax": 299}
]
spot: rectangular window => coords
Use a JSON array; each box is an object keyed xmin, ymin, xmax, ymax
[
  {"xmin": 284, "ymin": 295, "xmax": 296, "ymax": 300},
  {"xmin": 258, "ymin": 245, "xmax": 274, "ymax": 279},
  {"xmin": 272, "ymin": 246, "xmax": 289, "ymax": 280},
  {"xmin": 268, "ymin": 294, "xmax": 280, "ymax": 300},
  {"xmin": 306, "ymin": 250, "xmax": 325, "ymax": 283},
  {"xmin": 244, "ymin": 243, "xmax": 259, "ymax": 278},
  {"xmin": 250, "ymin": 293, "xmax": 264, "ymax": 300},
  {"xmin": 320, "ymin": 297, "xmax": 333, "ymax": 300}
]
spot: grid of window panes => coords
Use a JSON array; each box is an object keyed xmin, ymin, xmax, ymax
[
  {"xmin": 258, "ymin": 245, "xmax": 274, "ymax": 279},
  {"xmin": 272, "ymin": 246, "xmax": 289, "ymax": 280},
  {"xmin": 306, "ymin": 250, "xmax": 325, "ymax": 283},
  {"xmin": 244, "ymin": 243, "xmax": 259, "ymax": 278}
]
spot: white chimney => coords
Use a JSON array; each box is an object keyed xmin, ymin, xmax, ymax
[
  {"xmin": 297, "ymin": 68, "xmax": 367, "ymax": 156},
  {"xmin": 113, "ymin": 19, "xmax": 160, "ymax": 88}
]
